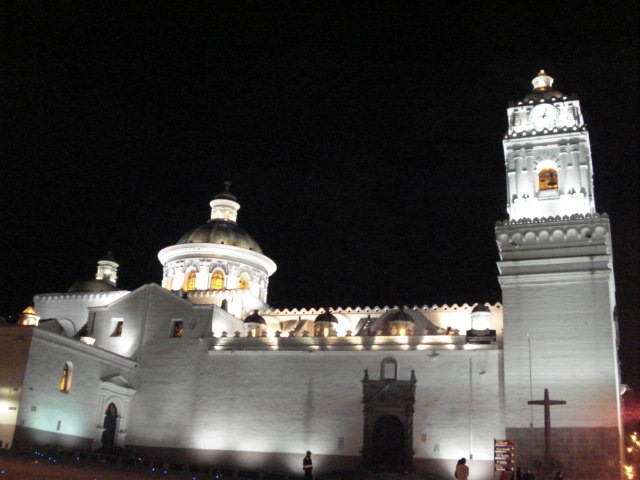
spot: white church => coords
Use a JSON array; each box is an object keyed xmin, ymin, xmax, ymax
[{"xmin": 0, "ymin": 72, "xmax": 623, "ymax": 479}]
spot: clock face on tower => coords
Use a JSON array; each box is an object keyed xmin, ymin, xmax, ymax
[{"xmin": 530, "ymin": 104, "xmax": 558, "ymax": 131}]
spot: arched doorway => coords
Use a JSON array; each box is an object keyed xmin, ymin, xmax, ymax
[
  {"xmin": 101, "ymin": 403, "xmax": 117, "ymax": 448},
  {"xmin": 372, "ymin": 415, "xmax": 404, "ymax": 469}
]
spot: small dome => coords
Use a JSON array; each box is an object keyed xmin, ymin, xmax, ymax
[
  {"xmin": 244, "ymin": 311, "xmax": 266, "ymax": 325},
  {"xmin": 68, "ymin": 279, "xmax": 119, "ymax": 293},
  {"xmin": 315, "ymin": 311, "xmax": 338, "ymax": 323},
  {"xmin": 387, "ymin": 309, "xmax": 414, "ymax": 323},
  {"xmin": 22, "ymin": 306, "xmax": 37, "ymax": 315},
  {"xmin": 177, "ymin": 219, "xmax": 263, "ymax": 253},
  {"xmin": 524, "ymin": 70, "xmax": 563, "ymax": 101},
  {"xmin": 472, "ymin": 304, "xmax": 491, "ymax": 313}
]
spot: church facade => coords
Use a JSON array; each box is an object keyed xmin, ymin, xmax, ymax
[{"xmin": 0, "ymin": 72, "xmax": 623, "ymax": 479}]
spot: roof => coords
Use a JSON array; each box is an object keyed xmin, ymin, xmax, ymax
[
  {"xmin": 244, "ymin": 311, "xmax": 266, "ymax": 324},
  {"xmin": 315, "ymin": 311, "xmax": 338, "ymax": 323},
  {"xmin": 68, "ymin": 279, "xmax": 119, "ymax": 293},
  {"xmin": 472, "ymin": 304, "xmax": 491, "ymax": 313},
  {"xmin": 387, "ymin": 309, "xmax": 414, "ymax": 323},
  {"xmin": 176, "ymin": 219, "xmax": 263, "ymax": 253}
]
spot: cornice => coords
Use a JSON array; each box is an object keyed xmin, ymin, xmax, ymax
[
  {"xmin": 209, "ymin": 334, "xmax": 499, "ymax": 352},
  {"xmin": 265, "ymin": 303, "xmax": 503, "ymax": 316},
  {"xmin": 158, "ymin": 243, "xmax": 276, "ymax": 276}
]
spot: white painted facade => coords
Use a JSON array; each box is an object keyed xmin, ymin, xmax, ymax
[{"xmin": 0, "ymin": 72, "xmax": 623, "ymax": 479}]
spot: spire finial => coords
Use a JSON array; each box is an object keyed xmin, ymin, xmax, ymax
[{"xmin": 224, "ymin": 180, "xmax": 232, "ymax": 192}]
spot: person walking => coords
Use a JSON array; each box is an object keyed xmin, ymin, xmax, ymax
[
  {"xmin": 455, "ymin": 457, "xmax": 469, "ymax": 480},
  {"xmin": 303, "ymin": 450, "xmax": 313, "ymax": 480}
]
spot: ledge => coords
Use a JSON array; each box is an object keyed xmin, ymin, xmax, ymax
[{"xmin": 209, "ymin": 334, "xmax": 500, "ymax": 352}]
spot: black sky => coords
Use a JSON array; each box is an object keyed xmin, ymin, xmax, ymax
[{"xmin": 3, "ymin": 4, "xmax": 638, "ymax": 387}]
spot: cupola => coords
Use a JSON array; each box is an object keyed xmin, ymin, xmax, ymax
[
  {"xmin": 18, "ymin": 306, "xmax": 40, "ymax": 326},
  {"xmin": 68, "ymin": 253, "xmax": 120, "ymax": 293},
  {"xmin": 314, "ymin": 311, "xmax": 338, "ymax": 337},
  {"xmin": 470, "ymin": 303, "xmax": 493, "ymax": 330},
  {"xmin": 388, "ymin": 309, "xmax": 415, "ymax": 336},
  {"xmin": 243, "ymin": 310, "xmax": 267, "ymax": 337},
  {"xmin": 524, "ymin": 69, "xmax": 563, "ymax": 101}
]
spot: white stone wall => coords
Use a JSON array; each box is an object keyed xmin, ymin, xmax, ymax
[
  {"xmin": 34, "ymin": 291, "xmax": 129, "ymax": 335},
  {"xmin": 0, "ymin": 328, "xmax": 32, "ymax": 448},
  {"xmin": 11, "ymin": 330, "xmax": 136, "ymax": 449},
  {"xmin": 90, "ymin": 284, "xmax": 215, "ymax": 360},
  {"xmin": 498, "ymin": 217, "xmax": 620, "ymax": 432},
  {"xmin": 123, "ymin": 345, "xmax": 503, "ymax": 473}
]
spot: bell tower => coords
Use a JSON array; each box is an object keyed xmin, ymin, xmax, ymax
[
  {"xmin": 504, "ymin": 70, "xmax": 596, "ymax": 221},
  {"xmin": 496, "ymin": 72, "xmax": 623, "ymax": 477}
]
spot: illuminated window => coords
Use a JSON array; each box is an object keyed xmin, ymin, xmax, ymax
[
  {"xmin": 238, "ymin": 274, "xmax": 250, "ymax": 290},
  {"xmin": 210, "ymin": 270, "xmax": 224, "ymax": 290},
  {"xmin": 538, "ymin": 168, "xmax": 558, "ymax": 191},
  {"xmin": 112, "ymin": 321, "xmax": 123, "ymax": 337},
  {"xmin": 59, "ymin": 362, "xmax": 73, "ymax": 393},
  {"xmin": 184, "ymin": 270, "xmax": 197, "ymax": 291},
  {"xmin": 165, "ymin": 274, "xmax": 173, "ymax": 291},
  {"xmin": 172, "ymin": 321, "xmax": 184, "ymax": 338}
]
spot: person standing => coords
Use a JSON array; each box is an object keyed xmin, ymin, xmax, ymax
[
  {"xmin": 303, "ymin": 450, "xmax": 313, "ymax": 480},
  {"xmin": 455, "ymin": 457, "xmax": 469, "ymax": 480}
]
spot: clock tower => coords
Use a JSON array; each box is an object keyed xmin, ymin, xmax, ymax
[
  {"xmin": 496, "ymin": 72, "xmax": 623, "ymax": 477},
  {"xmin": 503, "ymin": 70, "xmax": 595, "ymax": 221}
]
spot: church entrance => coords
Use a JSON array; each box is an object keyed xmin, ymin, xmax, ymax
[
  {"xmin": 372, "ymin": 415, "xmax": 404, "ymax": 469},
  {"xmin": 101, "ymin": 403, "xmax": 117, "ymax": 448},
  {"xmin": 361, "ymin": 360, "xmax": 417, "ymax": 472}
]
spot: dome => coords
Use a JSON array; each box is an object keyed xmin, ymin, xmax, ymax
[
  {"xmin": 68, "ymin": 279, "xmax": 119, "ymax": 293},
  {"xmin": 387, "ymin": 309, "xmax": 414, "ymax": 323},
  {"xmin": 244, "ymin": 311, "xmax": 266, "ymax": 325},
  {"xmin": 472, "ymin": 304, "xmax": 491, "ymax": 313},
  {"xmin": 177, "ymin": 219, "xmax": 263, "ymax": 254},
  {"xmin": 315, "ymin": 311, "xmax": 338, "ymax": 323}
]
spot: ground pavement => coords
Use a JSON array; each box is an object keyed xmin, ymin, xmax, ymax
[{"xmin": 0, "ymin": 449, "xmax": 448, "ymax": 480}]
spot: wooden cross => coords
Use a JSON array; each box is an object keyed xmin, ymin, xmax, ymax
[{"xmin": 528, "ymin": 388, "xmax": 566, "ymax": 460}]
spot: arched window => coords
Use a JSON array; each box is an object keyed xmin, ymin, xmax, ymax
[
  {"xmin": 183, "ymin": 270, "xmax": 197, "ymax": 291},
  {"xmin": 238, "ymin": 274, "xmax": 250, "ymax": 290},
  {"xmin": 210, "ymin": 270, "xmax": 224, "ymax": 290},
  {"xmin": 59, "ymin": 362, "xmax": 73, "ymax": 393},
  {"xmin": 380, "ymin": 357, "xmax": 398, "ymax": 381},
  {"xmin": 538, "ymin": 168, "xmax": 558, "ymax": 191}
]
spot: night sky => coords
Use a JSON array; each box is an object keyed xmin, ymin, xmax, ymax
[{"xmin": 4, "ymin": 5, "xmax": 638, "ymax": 388}]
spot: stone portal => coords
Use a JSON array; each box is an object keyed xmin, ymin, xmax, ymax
[{"xmin": 361, "ymin": 360, "xmax": 416, "ymax": 472}]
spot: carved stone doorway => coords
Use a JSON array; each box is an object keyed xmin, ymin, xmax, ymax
[
  {"xmin": 362, "ymin": 360, "xmax": 416, "ymax": 472},
  {"xmin": 101, "ymin": 403, "xmax": 117, "ymax": 447},
  {"xmin": 372, "ymin": 415, "xmax": 404, "ymax": 468}
]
